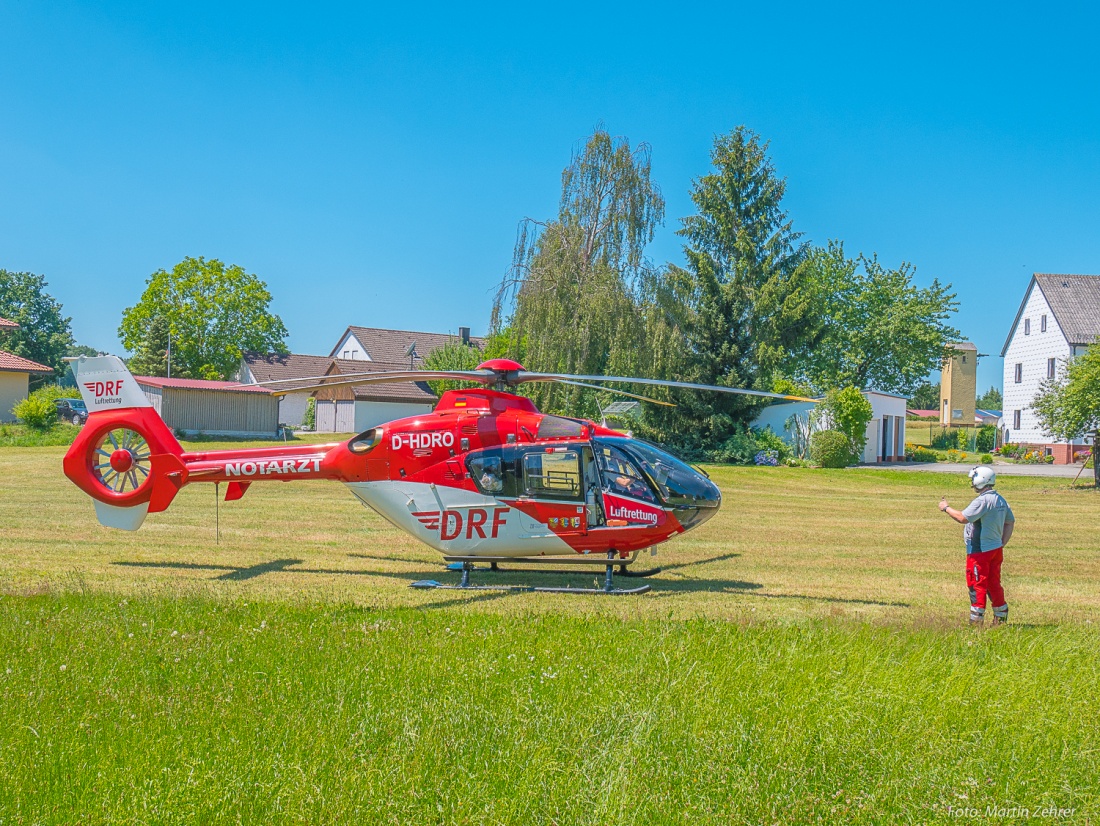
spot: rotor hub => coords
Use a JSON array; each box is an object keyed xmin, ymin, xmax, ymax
[{"xmin": 109, "ymin": 448, "xmax": 135, "ymax": 473}]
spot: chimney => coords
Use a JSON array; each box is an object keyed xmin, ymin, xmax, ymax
[{"xmin": 459, "ymin": 326, "xmax": 470, "ymax": 345}]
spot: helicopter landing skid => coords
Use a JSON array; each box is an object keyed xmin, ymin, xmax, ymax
[{"xmin": 411, "ymin": 554, "xmax": 652, "ymax": 595}]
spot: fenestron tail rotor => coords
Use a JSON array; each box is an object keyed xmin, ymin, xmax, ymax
[{"xmin": 92, "ymin": 428, "xmax": 152, "ymax": 495}]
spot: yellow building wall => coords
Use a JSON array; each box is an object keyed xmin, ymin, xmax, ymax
[
  {"xmin": 940, "ymin": 348, "xmax": 977, "ymax": 425},
  {"xmin": 0, "ymin": 372, "xmax": 30, "ymax": 422}
]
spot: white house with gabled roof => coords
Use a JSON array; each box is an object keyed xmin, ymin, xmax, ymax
[{"xmin": 1000, "ymin": 274, "xmax": 1100, "ymax": 463}]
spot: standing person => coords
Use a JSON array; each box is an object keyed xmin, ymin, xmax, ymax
[{"xmin": 938, "ymin": 467, "xmax": 1015, "ymax": 626}]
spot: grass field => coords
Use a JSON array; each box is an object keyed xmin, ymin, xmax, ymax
[{"xmin": 2, "ymin": 443, "xmax": 1098, "ymax": 823}]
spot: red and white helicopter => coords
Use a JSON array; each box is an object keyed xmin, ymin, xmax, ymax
[{"xmin": 63, "ymin": 355, "xmax": 812, "ymax": 594}]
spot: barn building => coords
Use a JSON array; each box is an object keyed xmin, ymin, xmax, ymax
[
  {"xmin": 1000, "ymin": 274, "xmax": 1100, "ymax": 462},
  {"xmin": 0, "ymin": 315, "xmax": 54, "ymax": 422},
  {"xmin": 313, "ymin": 359, "xmax": 437, "ymax": 433},
  {"xmin": 135, "ymin": 376, "xmax": 279, "ymax": 438},
  {"xmin": 238, "ymin": 352, "xmax": 333, "ymax": 427}
]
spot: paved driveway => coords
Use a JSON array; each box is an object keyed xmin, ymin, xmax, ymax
[{"xmin": 855, "ymin": 461, "xmax": 1086, "ymax": 478}]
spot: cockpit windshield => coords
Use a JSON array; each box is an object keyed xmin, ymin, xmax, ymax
[{"xmin": 596, "ymin": 437, "xmax": 720, "ymax": 509}]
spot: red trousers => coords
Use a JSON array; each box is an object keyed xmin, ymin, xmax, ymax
[{"xmin": 966, "ymin": 547, "xmax": 1005, "ymax": 609}]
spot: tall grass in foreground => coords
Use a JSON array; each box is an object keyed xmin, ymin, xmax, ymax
[{"xmin": 1, "ymin": 594, "xmax": 1096, "ymax": 824}]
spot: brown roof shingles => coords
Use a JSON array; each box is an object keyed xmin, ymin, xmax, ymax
[
  {"xmin": 242, "ymin": 352, "xmax": 336, "ymax": 391},
  {"xmin": 333, "ymin": 326, "xmax": 484, "ymax": 365},
  {"xmin": 330, "ymin": 359, "xmax": 438, "ymax": 404}
]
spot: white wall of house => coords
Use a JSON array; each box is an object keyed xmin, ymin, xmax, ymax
[
  {"xmin": 332, "ymin": 331, "xmax": 369, "ymax": 361},
  {"xmin": 0, "ymin": 371, "xmax": 30, "ymax": 422},
  {"xmin": 1001, "ymin": 284, "xmax": 1078, "ymax": 445},
  {"xmin": 751, "ymin": 401, "xmax": 816, "ymax": 441},
  {"xmin": 278, "ymin": 392, "xmax": 312, "ymax": 428},
  {"xmin": 354, "ymin": 400, "xmax": 434, "ymax": 432}
]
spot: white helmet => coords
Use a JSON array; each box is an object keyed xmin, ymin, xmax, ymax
[{"xmin": 969, "ymin": 466, "xmax": 996, "ymax": 490}]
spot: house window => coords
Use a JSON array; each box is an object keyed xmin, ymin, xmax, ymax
[
  {"xmin": 1041, "ymin": 314, "xmax": 1047, "ymax": 332},
  {"xmin": 1014, "ymin": 363, "xmax": 1022, "ymax": 383},
  {"xmin": 962, "ymin": 355, "xmax": 967, "ymax": 363},
  {"xmin": 1048, "ymin": 358, "xmax": 1056, "ymax": 379},
  {"xmin": 1024, "ymin": 318, "xmax": 1031, "ymax": 335},
  {"xmin": 1013, "ymin": 410, "xmax": 1021, "ymax": 429},
  {"xmin": 343, "ymin": 350, "xmax": 350, "ymax": 359}
]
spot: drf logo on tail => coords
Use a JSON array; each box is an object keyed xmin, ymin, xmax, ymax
[{"xmin": 84, "ymin": 380, "xmax": 124, "ymax": 401}]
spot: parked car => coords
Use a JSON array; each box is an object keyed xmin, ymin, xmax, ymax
[{"xmin": 55, "ymin": 397, "xmax": 88, "ymax": 426}]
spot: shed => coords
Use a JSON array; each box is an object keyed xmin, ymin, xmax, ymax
[
  {"xmin": 239, "ymin": 352, "xmax": 334, "ymax": 427},
  {"xmin": 862, "ymin": 391, "xmax": 908, "ymax": 463},
  {"xmin": 314, "ymin": 359, "xmax": 437, "ymax": 434},
  {"xmin": 750, "ymin": 391, "xmax": 907, "ymax": 463},
  {"xmin": 135, "ymin": 376, "xmax": 279, "ymax": 438}
]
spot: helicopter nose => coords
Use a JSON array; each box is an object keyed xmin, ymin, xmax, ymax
[{"xmin": 672, "ymin": 471, "xmax": 721, "ymax": 531}]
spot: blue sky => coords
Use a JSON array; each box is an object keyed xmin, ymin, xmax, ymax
[{"xmin": 2, "ymin": 1, "xmax": 1097, "ymax": 393}]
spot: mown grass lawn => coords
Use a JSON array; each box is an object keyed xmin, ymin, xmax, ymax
[{"xmin": 1, "ymin": 444, "xmax": 1098, "ymax": 823}]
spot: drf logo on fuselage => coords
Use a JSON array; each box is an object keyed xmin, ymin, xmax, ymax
[
  {"xmin": 391, "ymin": 431, "xmax": 455, "ymax": 451},
  {"xmin": 413, "ymin": 507, "xmax": 510, "ymax": 540}
]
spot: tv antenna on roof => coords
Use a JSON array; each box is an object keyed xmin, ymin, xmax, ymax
[{"xmin": 405, "ymin": 341, "xmax": 419, "ymax": 370}]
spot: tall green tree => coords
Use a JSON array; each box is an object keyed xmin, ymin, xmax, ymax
[
  {"xmin": 420, "ymin": 338, "xmax": 484, "ymax": 396},
  {"xmin": 125, "ymin": 314, "xmax": 171, "ymax": 377},
  {"xmin": 976, "ymin": 386, "xmax": 1003, "ymax": 410},
  {"xmin": 795, "ymin": 241, "xmax": 960, "ymax": 395},
  {"xmin": 645, "ymin": 126, "xmax": 818, "ymax": 448},
  {"xmin": 1033, "ymin": 342, "xmax": 1100, "ymax": 487},
  {"xmin": 0, "ymin": 269, "xmax": 74, "ymax": 384},
  {"xmin": 908, "ymin": 381, "xmax": 941, "ymax": 410},
  {"xmin": 491, "ymin": 128, "xmax": 664, "ymax": 418},
  {"xmin": 119, "ymin": 257, "xmax": 288, "ymax": 380}
]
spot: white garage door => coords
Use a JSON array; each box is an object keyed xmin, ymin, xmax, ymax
[
  {"xmin": 316, "ymin": 400, "xmax": 336, "ymax": 432},
  {"xmin": 335, "ymin": 401, "xmax": 355, "ymax": 433}
]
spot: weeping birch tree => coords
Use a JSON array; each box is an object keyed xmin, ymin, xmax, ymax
[{"xmin": 491, "ymin": 129, "xmax": 666, "ymax": 418}]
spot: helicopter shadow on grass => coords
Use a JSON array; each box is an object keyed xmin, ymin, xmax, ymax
[{"xmin": 111, "ymin": 557, "xmax": 592, "ymax": 593}]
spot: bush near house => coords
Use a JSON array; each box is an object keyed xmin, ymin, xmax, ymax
[
  {"xmin": 12, "ymin": 393, "xmax": 58, "ymax": 429},
  {"xmin": 810, "ymin": 430, "xmax": 851, "ymax": 468},
  {"xmin": 709, "ymin": 427, "xmax": 790, "ymax": 465},
  {"xmin": 905, "ymin": 444, "xmax": 939, "ymax": 463}
]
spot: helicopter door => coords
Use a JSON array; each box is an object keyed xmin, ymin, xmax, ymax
[
  {"xmin": 594, "ymin": 442, "xmax": 666, "ymax": 528},
  {"xmin": 515, "ymin": 447, "xmax": 587, "ymax": 537}
]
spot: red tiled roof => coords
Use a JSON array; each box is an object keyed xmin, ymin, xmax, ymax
[
  {"xmin": 0, "ymin": 350, "xmax": 53, "ymax": 373},
  {"xmin": 906, "ymin": 409, "xmax": 940, "ymax": 418},
  {"xmin": 135, "ymin": 376, "xmax": 272, "ymax": 394},
  {"xmin": 0, "ymin": 316, "xmax": 19, "ymax": 330}
]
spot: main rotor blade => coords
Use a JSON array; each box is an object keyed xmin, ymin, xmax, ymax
[
  {"xmin": 246, "ymin": 369, "xmax": 496, "ymax": 388},
  {"xmin": 554, "ymin": 379, "xmax": 677, "ymax": 407},
  {"xmin": 257, "ymin": 371, "xmax": 497, "ymax": 397},
  {"xmin": 516, "ymin": 373, "xmax": 819, "ymax": 403}
]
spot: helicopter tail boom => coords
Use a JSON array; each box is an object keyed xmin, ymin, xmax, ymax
[{"xmin": 62, "ymin": 356, "xmax": 352, "ymax": 530}]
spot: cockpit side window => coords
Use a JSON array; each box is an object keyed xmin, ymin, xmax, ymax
[
  {"xmin": 468, "ymin": 454, "xmax": 503, "ymax": 494},
  {"xmin": 594, "ymin": 444, "xmax": 657, "ymax": 503}
]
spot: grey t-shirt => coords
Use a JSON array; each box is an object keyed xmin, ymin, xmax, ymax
[{"xmin": 962, "ymin": 489, "xmax": 1015, "ymax": 554}]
